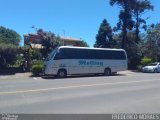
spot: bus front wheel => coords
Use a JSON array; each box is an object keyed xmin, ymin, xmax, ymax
[
  {"xmin": 104, "ymin": 68, "xmax": 111, "ymax": 76},
  {"xmin": 57, "ymin": 69, "xmax": 67, "ymax": 78}
]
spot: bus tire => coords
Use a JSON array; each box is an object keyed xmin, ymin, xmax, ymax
[
  {"xmin": 57, "ymin": 69, "xmax": 67, "ymax": 78},
  {"xmin": 104, "ymin": 68, "xmax": 111, "ymax": 76}
]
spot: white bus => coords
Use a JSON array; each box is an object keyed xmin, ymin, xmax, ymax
[{"xmin": 44, "ymin": 46, "xmax": 127, "ymax": 77}]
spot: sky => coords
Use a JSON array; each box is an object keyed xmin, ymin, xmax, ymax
[{"xmin": 0, "ymin": 0, "xmax": 160, "ymax": 47}]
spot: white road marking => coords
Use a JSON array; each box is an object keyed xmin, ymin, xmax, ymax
[
  {"xmin": 33, "ymin": 77, "xmax": 38, "ymax": 80},
  {"xmin": 0, "ymin": 79, "xmax": 159, "ymax": 95}
]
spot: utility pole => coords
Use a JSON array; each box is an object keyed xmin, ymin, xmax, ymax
[{"xmin": 62, "ymin": 30, "xmax": 65, "ymax": 46}]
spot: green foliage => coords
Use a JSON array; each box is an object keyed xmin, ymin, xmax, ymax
[
  {"xmin": 14, "ymin": 54, "xmax": 24, "ymax": 67},
  {"xmin": 94, "ymin": 19, "xmax": 113, "ymax": 48},
  {"xmin": 21, "ymin": 47, "xmax": 33, "ymax": 71},
  {"xmin": 131, "ymin": 0, "xmax": 153, "ymax": 43},
  {"xmin": 113, "ymin": 32, "xmax": 141, "ymax": 69},
  {"xmin": 143, "ymin": 23, "xmax": 160, "ymax": 61},
  {"xmin": 32, "ymin": 65, "xmax": 43, "ymax": 76},
  {"xmin": 140, "ymin": 57, "xmax": 152, "ymax": 66},
  {"xmin": 41, "ymin": 30, "xmax": 61, "ymax": 58},
  {"xmin": 108, "ymin": 0, "xmax": 154, "ymax": 69},
  {"xmin": 110, "ymin": 0, "xmax": 135, "ymax": 49},
  {"xmin": 0, "ymin": 26, "xmax": 21, "ymax": 45},
  {"xmin": 32, "ymin": 49, "xmax": 43, "ymax": 60},
  {"xmin": 0, "ymin": 43, "xmax": 19, "ymax": 68},
  {"xmin": 126, "ymin": 42, "xmax": 141, "ymax": 69},
  {"xmin": 138, "ymin": 57, "xmax": 152, "ymax": 71},
  {"xmin": 109, "ymin": 0, "xmax": 153, "ymax": 48},
  {"xmin": 33, "ymin": 60, "xmax": 44, "ymax": 66},
  {"xmin": 0, "ymin": 26, "xmax": 21, "ymax": 69},
  {"xmin": 79, "ymin": 40, "xmax": 89, "ymax": 47},
  {"xmin": 31, "ymin": 60, "xmax": 44, "ymax": 76}
]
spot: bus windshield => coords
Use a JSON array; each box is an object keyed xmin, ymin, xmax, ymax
[{"xmin": 45, "ymin": 48, "xmax": 58, "ymax": 61}]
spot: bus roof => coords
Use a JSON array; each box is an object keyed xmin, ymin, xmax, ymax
[{"xmin": 58, "ymin": 46, "xmax": 125, "ymax": 51}]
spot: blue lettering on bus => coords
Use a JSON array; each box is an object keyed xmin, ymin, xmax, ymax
[{"xmin": 79, "ymin": 60, "xmax": 103, "ymax": 66}]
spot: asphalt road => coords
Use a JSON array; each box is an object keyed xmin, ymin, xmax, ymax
[{"xmin": 0, "ymin": 71, "xmax": 160, "ymax": 113}]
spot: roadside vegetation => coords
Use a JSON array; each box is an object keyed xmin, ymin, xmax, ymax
[
  {"xmin": 0, "ymin": 27, "xmax": 89, "ymax": 76},
  {"xmin": 31, "ymin": 60, "xmax": 44, "ymax": 76}
]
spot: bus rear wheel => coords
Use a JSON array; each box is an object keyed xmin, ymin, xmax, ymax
[
  {"xmin": 57, "ymin": 69, "xmax": 67, "ymax": 78},
  {"xmin": 104, "ymin": 68, "xmax": 111, "ymax": 76}
]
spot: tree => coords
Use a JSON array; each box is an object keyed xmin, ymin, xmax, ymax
[
  {"xmin": 131, "ymin": 0, "xmax": 153, "ymax": 43},
  {"xmin": 79, "ymin": 40, "xmax": 89, "ymax": 47},
  {"xmin": 0, "ymin": 26, "xmax": 21, "ymax": 68},
  {"xmin": 94, "ymin": 19, "xmax": 113, "ymax": 48},
  {"xmin": 0, "ymin": 26, "xmax": 21, "ymax": 46},
  {"xmin": 144, "ymin": 23, "xmax": 160, "ymax": 61},
  {"xmin": 0, "ymin": 43, "xmax": 19, "ymax": 68},
  {"xmin": 113, "ymin": 31, "xmax": 141, "ymax": 69},
  {"xmin": 41, "ymin": 30, "xmax": 61, "ymax": 58},
  {"xmin": 126, "ymin": 32, "xmax": 141, "ymax": 69},
  {"xmin": 110, "ymin": 0, "xmax": 135, "ymax": 49}
]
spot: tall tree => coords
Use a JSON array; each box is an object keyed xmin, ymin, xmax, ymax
[
  {"xmin": 110, "ymin": 0, "xmax": 135, "ymax": 49},
  {"xmin": 94, "ymin": 19, "xmax": 113, "ymax": 48},
  {"xmin": 40, "ymin": 30, "xmax": 61, "ymax": 58},
  {"xmin": 0, "ymin": 26, "xmax": 21, "ymax": 46},
  {"xmin": 131, "ymin": 0, "xmax": 153, "ymax": 43}
]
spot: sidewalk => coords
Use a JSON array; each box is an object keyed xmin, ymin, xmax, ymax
[
  {"xmin": 118, "ymin": 70, "xmax": 137, "ymax": 74},
  {"xmin": 0, "ymin": 72, "xmax": 32, "ymax": 80}
]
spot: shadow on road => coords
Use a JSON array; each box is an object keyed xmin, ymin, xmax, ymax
[
  {"xmin": 41, "ymin": 73, "xmax": 126, "ymax": 80},
  {"xmin": 0, "ymin": 67, "xmax": 25, "ymax": 76}
]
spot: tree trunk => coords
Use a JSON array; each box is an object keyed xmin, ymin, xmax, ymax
[
  {"xmin": 135, "ymin": 10, "xmax": 140, "ymax": 43},
  {"xmin": 122, "ymin": 4, "xmax": 128, "ymax": 50}
]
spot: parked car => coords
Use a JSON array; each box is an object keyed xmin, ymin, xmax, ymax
[{"xmin": 142, "ymin": 62, "xmax": 160, "ymax": 73}]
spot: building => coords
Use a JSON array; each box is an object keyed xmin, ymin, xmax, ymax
[
  {"xmin": 59, "ymin": 36, "xmax": 82, "ymax": 46},
  {"xmin": 24, "ymin": 31, "xmax": 82, "ymax": 49},
  {"xmin": 24, "ymin": 33, "xmax": 44, "ymax": 49}
]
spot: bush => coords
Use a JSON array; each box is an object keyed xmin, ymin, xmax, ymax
[
  {"xmin": 140, "ymin": 57, "xmax": 152, "ymax": 66},
  {"xmin": 33, "ymin": 60, "xmax": 44, "ymax": 66},
  {"xmin": 137, "ymin": 57, "xmax": 152, "ymax": 72},
  {"xmin": 32, "ymin": 65, "xmax": 43, "ymax": 76},
  {"xmin": 0, "ymin": 43, "xmax": 19, "ymax": 68},
  {"xmin": 137, "ymin": 65, "xmax": 143, "ymax": 72},
  {"xmin": 31, "ymin": 60, "xmax": 44, "ymax": 76}
]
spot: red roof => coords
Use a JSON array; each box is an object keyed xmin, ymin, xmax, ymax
[{"xmin": 60, "ymin": 36, "xmax": 81, "ymax": 42}]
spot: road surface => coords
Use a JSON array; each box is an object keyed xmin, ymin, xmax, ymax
[{"xmin": 0, "ymin": 71, "xmax": 160, "ymax": 113}]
